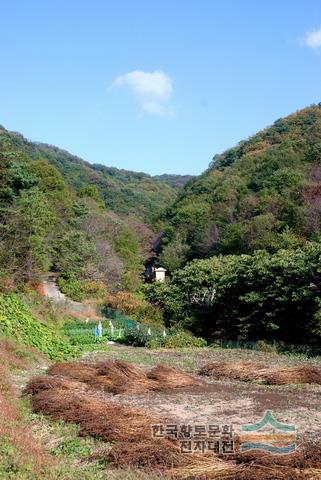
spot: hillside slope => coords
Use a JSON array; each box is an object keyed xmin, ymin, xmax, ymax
[
  {"xmin": 0, "ymin": 125, "xmax": 192, "ymax": 222},
  {"xmin": 0, "ymin": 125, "xmax": 161, "ymax": 291},
  {"xmin": 160, "ymin": 104, "xmax": 321, "ymax": 270}
]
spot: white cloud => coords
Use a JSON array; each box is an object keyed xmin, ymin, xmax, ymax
[
  {"xmin": 302, "ymin": 27, "xmax": 321, "ymax": 49},
  {"xmin": 112, "ymin": 70, "xmax": 174, "ymax": 115}
]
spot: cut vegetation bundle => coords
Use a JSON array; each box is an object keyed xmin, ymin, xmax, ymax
[
  {"xmin": 24, "ymin": 359, "xmax": 201, "ymax": 444},
  {"xmin": 27, "ymin": 375, "xmax": 240, "ymax": 479},
  {"xmin": 233, "ymin": 441, "xmax": 321, "ymax": 480},
  {"xmin": 27, "ymin": 386, "xmax": 162, "ymax": 442},
  {"xmin": 24, "ymin": 358, "xmax": 321, "ymax": 479},
  {"xmin": 45, "ymin": 359, "xmax": 201, "ymax": 394},
  {"xmin": 199, "ymin": 361, "xmax": 321, "ymax": 385},
  {"xmin": 106, "ymin": 439, "xmax": 239, "ymax": 479}
]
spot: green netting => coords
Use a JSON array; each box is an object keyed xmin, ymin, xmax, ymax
[
  {"xmin": 102, "ymin": 308, "xmax": 165, "ymax": 337},
  {"xmin": 104, "ymin": 308, "xmax": 136, "ymax": 328}
]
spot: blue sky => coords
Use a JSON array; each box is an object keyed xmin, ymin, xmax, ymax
[{"xmin": 1, "ymin": 0, "xmax": 321, "ymax": 175}]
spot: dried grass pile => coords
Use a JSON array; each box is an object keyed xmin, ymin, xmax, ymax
[
  {"xmin": 106, "ymin": 438, "xmax": 184, "ymax": 469},
  {"xmin": 47, "ymin": 361, "xmax": 97, "ymax": 382},
  {"xmin": 263, "ymin": 365, "xmax": 321, "ymax": 385},
  {"xmin": 199, "ymin": 361, "xmax": 321, "ymax": 385},
  {"xmin": 24, "ymin": 365, "xmax": 321, "ymax": 479},
  {"xmin": 24, "ymin": 375, "xmax": 87, "ymax": 396},
  {"xmin": 105, "ymin": 438, "xmax": 239, "ymax": 479},
  {"xmin": 28, "ymin": 386, "xmax": 162, "ymax": 442},
  {"xmin": 45, "ymin": 359, "xmax": 201, "ymax": 395},
  {"xmin": 24, "ymin": 359, "xmax": 201, "ymax": 447},
  {"xmin": 95, "ymin": 360, "xmax": 145, "ymax": 380},
  {"xmin": 91, "ymin": 360, "xmax": 157, "ymax": 394},
  {"xmin": 199, "ymin": 361, "xmax": 262, "ymax": 381},
  {"xmin": 147, "ymin": 365, "xmax": 202, "ymax": 390},
  {"xmin": 233, "ymin": 441, "xmax": 321, "ymax": 480},
  {"xmin": 169, "ymin": 456, "xmax": 240, "ymax": 479}
]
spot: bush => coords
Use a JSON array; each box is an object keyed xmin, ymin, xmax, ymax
[
  {"xmin": 104, "ymin": 292, "xmax": 142, "ymax": 315},
  {"xmin": 121, "ymin": 326, "xmax": 206, "ymax": 349},
  {"xmin": 145, "ymin": 337, "xmax": 165, "ymax": 349},
  {"xmin": 0, "ymin": 294, "xmax": 77, "ymax": 360},
  {"xmin": 58, "ymin": 277, "xmax": 107, "ymax": 302},
  {"xmin": 121, "ymin": 327, "xmax": 152, "ymax": 347},
  {"xmin": 255, "ymin": 340, "xmax": 279, "ymax": 353},
  {"xmin": 162, "ymin": 331, "xmax": 207, "ymax": 349},
  {"xmin": 104, "ymin": 291, "xmax": 163, "ymax": 326}
]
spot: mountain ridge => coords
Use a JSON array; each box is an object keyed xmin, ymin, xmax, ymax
[
  {"xmin": 159, "ymin": 104, "xmax": 321, "ymax": 270},
  {"xmin": 0, "ymin": 124, "xmax": 193, "ymax": 222}
]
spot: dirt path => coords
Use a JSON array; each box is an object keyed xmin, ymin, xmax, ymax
[
  {"xmin": 42, "ymin": 274, "xmax": 67, "ymax": 302},
  {"xmin": 42, "ymin": 274, "xmax": 100, "ymax": 318}
]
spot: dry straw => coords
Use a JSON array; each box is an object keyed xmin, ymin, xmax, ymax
[
  {"xmin": 199, "ymin": 361, "xmax": 321, "ymax": 385},
  {"xmin": 29, "ymin": 387, "xmax": 161, "ymax": 442},
  {"xmin": 24, "ymin": 359, "xmax": 321, "ymax": 479},
  {"xmin": 44, "ymin": 359, "xmax": 201, "ymax": 394},
  {"xmin": 103, "ymin": 438, "xmax": 240, "ymax": 479}
]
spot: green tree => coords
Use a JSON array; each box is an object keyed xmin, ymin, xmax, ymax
[
  {"xmin": 0, "ymin": 188, "xmax": 56, "ymax": 282},
  {"xmin": 146, "ymin": 242, "xmax": 321, "ymax": 345},
  {"xmin": 53, "ymin": 228, "xmax": 96, "ymax": 278},
  {"xmin": 159, "ymin": 235, "xmax": 190, "ymax": 272},
  {"xmin": 78, "ymin": 184, "xmax": 105, "ymax": 208}
]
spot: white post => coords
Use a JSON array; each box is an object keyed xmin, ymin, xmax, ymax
[{"xmin": 98, "ymin": 321, "xmax": 103, "ymax": 338}]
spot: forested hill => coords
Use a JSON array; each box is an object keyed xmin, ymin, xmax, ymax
[
  {"xmin": 0, "ymin": 125, "xmax": 192, "ymax": 222},
  {"xmin": 0, "ymin": 123, "xmax": 189, "ymax": 293},
  {"xmin": 159, "ymin": 104, "xmax": 321, "ymax": 271}
]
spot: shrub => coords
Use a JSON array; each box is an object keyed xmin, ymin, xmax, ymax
[
  {"xmin": 162, "ymin": 331, "xmax": 207, "ymax": 349},
  {"xmin": 121, "ymin": 327, "xmax": 152, "ymax": 347},
  {"xmin": 104, "ymin": 292, "xmax": 142, "ymax": 315},
  {"xmin": 0, "ymin": 294, "xmax": 77, "ymax": 360},
  {"xmin": 255, "ymin": 340, "xmax": 278, "ymax": 353},
  {"xmin": 121, "ymin": 326, "xmax": 206, "ymax": 349},
  {"xmin": 58, "ymin": 277, "xmax": 106, "ymax": 302},
  {"xmin": 145, "ymin": 337, "xmax": 165, "ymax": 349},
  {"xmin": 104, "ymin": 291, "xmax": 163, "ymax": 326}
]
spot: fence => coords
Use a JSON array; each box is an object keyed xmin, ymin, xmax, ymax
[{"xmin": 64, "ymin": 308, "xmax": 166, "ymax": 345}]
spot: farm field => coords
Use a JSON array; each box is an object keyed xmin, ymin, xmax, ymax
[
  {"xmin": 21, "ymin": 344, "xmax": 321, "ymax": 480},
  {"xmin": 83, "ymin": 345, "xmax": 321, "ymax": 438}
]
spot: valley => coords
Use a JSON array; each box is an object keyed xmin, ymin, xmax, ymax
[{"xmin": 1, "ymin": 105, "xmax": 321, "ymax": 479}]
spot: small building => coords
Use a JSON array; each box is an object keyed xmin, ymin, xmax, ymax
[{"xmin": 153, "ymin": 267, "xmax": 166, "ymax": 282}]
